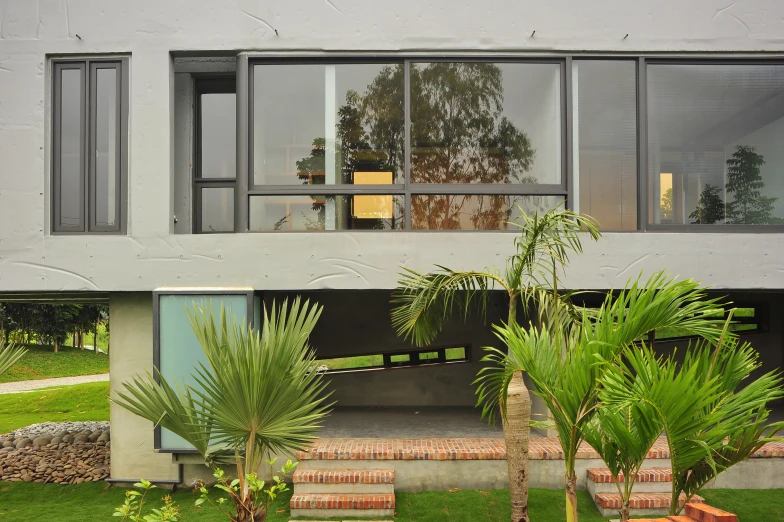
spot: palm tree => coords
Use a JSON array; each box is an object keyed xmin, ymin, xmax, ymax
[
  {"xmin": 0, "ymin": 343, "xmax": 26, "ymax": 375},
  {"xmin": 481, "ymin": 272, "xmax": 730, "ymax": 522},
  {"xmin": 600, "ymin": 329, "xmax": 784, "ymax": 517},
  {"xmin": 114, "ymin": 298, "xmax": 332, "ymax": 522},
  {"xmin": 391, "ymin": 207, "xmax": 600, "ymax": 522}
]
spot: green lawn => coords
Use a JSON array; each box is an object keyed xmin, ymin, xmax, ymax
[
  {"xmin": 0, "ymin": 343, "xmax": 109, "ymax": 384},
  {"xmin": 0, "ymin": 482, "xmax": 773, "ymax": 521},
  {"xmin": 0, "ymin": 483, "xmax": 609, "ymax": 522},
  {"xmin": 0, "ymin": 382, "xmax": 109, "ymax": 434}
]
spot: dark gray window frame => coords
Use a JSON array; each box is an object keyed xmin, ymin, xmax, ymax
[
  {"xmin": 217, "ymin": 52, "xmax": 784, "ymax": 233},
  {"xmin": 51, "ymin": 57, "xmax": 128, "ymax": 234},
  {"xmin": 242, "ymin": 57, "xmax": 569, "ymax": 232},
  {"xmin": 642, "ymin": 57, "xmax": 784, "ymax": 233},
  {"xmin": 193, "ymin": 76, "xmax": 237, "ymax": 234}
]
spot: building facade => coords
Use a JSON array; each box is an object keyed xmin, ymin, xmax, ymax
[{"xmin": 1, "ymin": 0, "xmax": 784, "ymax": 484}]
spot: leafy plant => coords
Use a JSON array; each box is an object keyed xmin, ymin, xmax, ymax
[
  {"xmin": 0, "ymin": 343, "xmax": 26, "ymax": 375},
  {"xmin": 689, "ymin": 183, "xmax": 725, "ymax": 224},
  {"xmin": 114, "ymin": 298, "xmax": 331, "ymax": 522},
  {"xmin": 391, "ymin": 206, "xmax": 600, "ymax": 522},
  {"xmin": 725, "ymin": 145, "xmax": 777, "ymax": 224},
  {"xmin": 194, "ymin": 460, "xmax": 295, "ymax": 522},
  {"xmin": 113, "ymin": 479, "xmax": 180, "ymax": 522},
  {"xmin": 479, "ymin": 272, "xmax": 730, "ymax": 522}
]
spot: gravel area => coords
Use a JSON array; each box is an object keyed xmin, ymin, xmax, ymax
[{"xmin": 6, "ymin": 421, "xmax": 110, "ymax": 440}]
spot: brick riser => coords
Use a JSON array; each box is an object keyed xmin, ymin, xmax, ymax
[
  {"xmin": 292, "ymin": 469, "xmax": 394, "ymax": 495},
  {"xmin": 593, "ymin": 492, "xmax": 704, "ymax": 517},
  {"xmin": 587, "ymin": 467, "xmax": 673, "ymax": 495},
  {"xmin": 289, "ymin": 493, "xmax": 395, "ymax": 519}
]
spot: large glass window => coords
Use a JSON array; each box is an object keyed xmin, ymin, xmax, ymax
[
  {"xmin": 648, "ymin": 63, "xmax": 784, "ymax": 226},
  {"xmin": 410, "ymin": 62, "xmax": 562, "ymax": 185},
  {"xmin": 52, "ymin": 59, "xmax": 127, "ymax": 233},
  {"xmin": 574, "ymin": 60, "xmax": 637, "ymax": 230},
  {"xmin": 252, "ymin": 63, "xmax": 404, "ymax": 186}
]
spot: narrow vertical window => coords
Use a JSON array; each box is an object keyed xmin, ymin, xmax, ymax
[
  {"xmin": 194, "ymin": 78, "xmax": 236, "ymax": 233},
  {"xmin": 52, "ymin": 58, "xmax": 127, "ymax": 233},
  {"xmin": 53, "ymin": 64, "xmax": 86, "ymax": 231}
]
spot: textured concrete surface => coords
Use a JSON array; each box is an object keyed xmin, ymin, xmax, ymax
[
  {"xmin": 317, "ymin": 407, "xmax": 504, "ymax": 438},
  {"xmin": 0, "ymin": 373, "xmax": 109, "ymax": 395}
]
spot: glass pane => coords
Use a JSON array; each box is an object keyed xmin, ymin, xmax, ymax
[
  {"xmin": 445, "ymin": 347, "xmax": 466, "ymax": 360},
  {"xmin": 201, "ymin": 93, "xmax": 236, "ymax": 178},
  {"xmin": 252, "ymin": 63, "xmax": 404, "ymax": 185},
  {"xmin": 574, "ymin": 61, "xmax": 637, "ymax": 230},
  {"xmin": 95, "ymin": 68, "xmax": 117, "ymax": 227},
  {"xmin": 648, "ymin": 64, "xmax": 784, "ymax": 225},
  {"xmin": 249, "ymin": 194, "xmax": 404, "ymax": 231},
  {"xmin": 316, "ymin": 354, "xmax": 384, "ymax": 371},
  {"xmin": 200, "ymin": 187, "xmax": 234, "ymax": 232},
  {"xmin": 59, "ymin": 68, "xmax": 83, "ymax": 228},
  {"xmin": 411, "ymin": 194, "xmax": 564, "ymax": 230},
  {"xmin": 158, "ymin": 294, "xmax": 248, "ymax": 450},
  {"xmin": 410, "ymin": 62, "xmax": 561, "ymax": 184}
]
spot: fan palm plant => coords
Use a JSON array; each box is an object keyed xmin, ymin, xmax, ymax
[
  {"xmin": 480, "ymin": 272, "xmax": 730, "ymax": 522},
  {"xmin": 114, "ymin": 298, "xmax": 332, "ymax": 522},
  {"xmin": 391, "ymin": 206, "xmax": 600, "ymax": 522},
  {"xmin": 600, "ymin": 329, "xmax": 784, "ymax": 517},
  {"xmin": 0, "ymin": 343, "xmax": 26, "ymax": 375}
]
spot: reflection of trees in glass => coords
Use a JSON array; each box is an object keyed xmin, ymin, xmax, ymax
[
  {"xmin": 410, "ymin": 63, "xmax": 536, "ymax": 229},
  {"xmin": 296, "ymin": 63, "xmax": 537, "ymax": 230},
  {"xmin": 689, "ymin": 184, "xmax": 725, "ymax": 224},
  {"xmin": 725, "ymin": 145, "xmax": 777, "ymax": 224},
  {"xmin": 660, "ymin": 188, "xmax": 673, "ymax": 221}
]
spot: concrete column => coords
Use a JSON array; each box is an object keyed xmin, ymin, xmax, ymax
[{"xmin": 109, "ymin": 292, "xmax": 178, "ymax": 481}]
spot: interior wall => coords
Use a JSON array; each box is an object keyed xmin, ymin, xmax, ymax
[
  {"xmin": 264, "ymin": 290, "xmax": 509, "ymax": 408},
  {"xmin": 173, "ymin": 73, "xmax": 193, "ymax": 234}
]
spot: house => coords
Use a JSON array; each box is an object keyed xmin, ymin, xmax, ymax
[{"xmin": 1, "ymin": 0, "xmax": 783, "ymax": 517}]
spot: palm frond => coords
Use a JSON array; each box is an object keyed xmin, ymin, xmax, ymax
[
  {"xmin": 0, "ymin": 343, "xmax": 26, "ymax": 375},
  {"xmin": 114, "ymin": 297, "xmax": 333, "ymax": 474},
  {"xmin": 506, "ymin": 205, "xmax": 600, "ymax": 294},
  {"xmin": 390, "ymin": 266, "xmax": 509, "ymax": 346}
]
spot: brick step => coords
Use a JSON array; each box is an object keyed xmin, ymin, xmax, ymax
[
  {"xmin": 629, "ymin": 503, "xmax": 738, "ymax": 522},
  {"xmin": 594, "ymin": 492, "xmax": 704, "ymax": 517},
  {"xmin": 587, "ymin": 467, "xmax": 673, "ymax": 495},
  {"xmin": 292, "ymin": 469, "xmax": 395, "ymax": 494},
  {"xmin": 289, "ymin": 493, "xmax": 395, "ymax": 519},
  {"xmin": 685, "ymin": 502, "xmax": 738, "ymax": 522},
  {"xmin": 588, "ymin": 467, "xmax": 673, "ymax": 484}
]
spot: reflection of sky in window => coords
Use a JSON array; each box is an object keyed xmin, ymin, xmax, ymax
[{"xmin": 201, "ymin": 93, "xmax": 236, "ymax": 179}]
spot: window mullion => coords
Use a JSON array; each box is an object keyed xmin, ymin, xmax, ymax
[{"xmin": 404, "ymin": 59, "xmax": 412, "ymax": 230}]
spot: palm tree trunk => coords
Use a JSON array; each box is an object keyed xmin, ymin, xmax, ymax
[
  {"xmin": 565, "ymin": 473, "xmax": 578, "ymax": 522},
  {"xmin": 505, "ymin": 370, "xmax": 531, "ymax": 522},
  {"xmin": 619, "ymin": 500, "xmax": 630, "ymax": 522}
]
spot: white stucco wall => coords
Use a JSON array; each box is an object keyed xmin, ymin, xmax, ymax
[{"xmin": 2, "ymin": 0, "xmax": 784, "ymax": 293}]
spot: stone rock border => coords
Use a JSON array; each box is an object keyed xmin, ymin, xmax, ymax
[{"xmin": 0, "ymin": 422, "xmax": 111, "ymax": 484}]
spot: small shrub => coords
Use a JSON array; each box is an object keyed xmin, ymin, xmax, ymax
[{"xmin": 113, "ymin": 479, "xmax": 180, "ymax": 522}]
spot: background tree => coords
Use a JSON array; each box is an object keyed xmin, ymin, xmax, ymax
[
  {"xmin": 689, "ymin": 183, "xmax": 725, "ymax": 224},
  {"xmin": 33, "ymin": 304, "xmax": 80, "ymax": 352},
  {"xmin": 660, "ymin": 188, "xmax": 673, "ymax": 221},
  {"xmin": 725, "ymin": 145, "xmax": 777, "ymax": 224}
]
